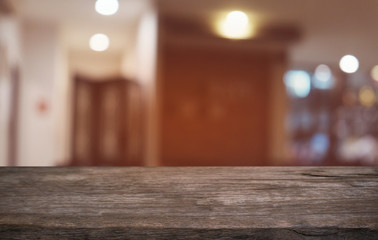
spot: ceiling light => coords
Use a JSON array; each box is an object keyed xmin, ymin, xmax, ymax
[
  {"xmin": 89, "ymin": 33, "xmax": 109, "ymax": 52},
  {"xmin": 339, "ymin": 55, "xmax": 359, "ymax": 73},
  {"xmin": 95, "ymin": 0, "xmax": 119, "ymax": 16},
  {"xmin": 218, "ymin": 11, "xmax": 252, "ymax": 39}
]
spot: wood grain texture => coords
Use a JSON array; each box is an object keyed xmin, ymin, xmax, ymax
[{"xmin": 0, "ymin": 167, "xmax": 377, "ymax": 239}]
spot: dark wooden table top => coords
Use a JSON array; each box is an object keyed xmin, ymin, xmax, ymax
[{"xmin": 0, "ymin": 167, "xmax": 377, "ymax": 239}]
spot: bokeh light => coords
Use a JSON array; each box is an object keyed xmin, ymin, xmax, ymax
[
  {"xmin": 310, "ymin": 133, "xmax": 330, "ymax": 155},
  {"xmin": 370, "ymin": 65, "xmax": 378, "ymax": 82},
  {"xmin": 284, "ymin": 70, "xmax": 311, "ymax": 98},
  {"xmin": 89, "ymin": 33, "xmax": 110, "ymax": 52},
  {"xmin": 313, "ymin": 64, "xmax": 334, "ymax": 89},
  {"xmin": 359, "ymin": 86, "xmax": 376, "ymax": 107},
  {"xmin": 95, "ymin": 0, "xmax": 119, "ymax": 16},
  {"xmin": 339, "ymin": 55, "xmax": 359, "ymax": 73},
  {"xmin": 218, "ymin": 11, "xmax": 252, "ymax": 39}
]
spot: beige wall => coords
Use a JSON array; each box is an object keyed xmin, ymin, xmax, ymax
[
  {"xmin": 69, "ymin": 51, "xmax": 123, "ymax": 80},
  {"xmin": 52, "ymin": 27, "xmax": 70, "ymax": 165},
  {"xmin": 17, "ymin": 21, "xmax": 64, "ymax": 166}
]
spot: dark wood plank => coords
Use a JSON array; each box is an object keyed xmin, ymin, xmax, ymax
[{"xmin": 0, "ymin": 167, "xmax": 377, "ymax": 239}]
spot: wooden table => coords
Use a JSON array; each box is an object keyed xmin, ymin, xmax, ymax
[{"xmin": 0, "ymin": 167, "xmax": 377, "ymax": 239}]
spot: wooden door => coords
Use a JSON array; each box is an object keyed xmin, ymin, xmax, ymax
[
  {"xmin": 160, "ymin": 45, "xmax": 277, "ymax": 166},
  {"xmin": 71, "ymin": 76, "xmax": 143, "ymax": 166}
]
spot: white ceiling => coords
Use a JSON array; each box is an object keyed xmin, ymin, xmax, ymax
[
  {"xmin": 17, "ymin": 0, "xmax": 149, "ymax": 25},
  {"xmin": 14, "ymin": 0, "xmax": 378, "ymax": 70},
  {"xmin": 17, "ymin": 0, "xmax": 151, "ymax": 53}
]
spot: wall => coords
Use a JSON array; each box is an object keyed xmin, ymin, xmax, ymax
[
  {"xmin": 70, "ymin": 51, "xmax": 123, "ymax": 80},
  {"xmin": 52, "ymin": 27, "xmax": 70, "ymax": 165},
  {"xmin": 17, "ymin": 21, "xmax": 62, "ymax": 166},
  {"xmin": 121, "ymin": 8, "xmax": 159, "ymax": 166}
]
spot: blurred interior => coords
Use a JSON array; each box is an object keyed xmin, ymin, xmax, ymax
[{"xmin": 1, "ymin": 0, "xmax": 378, "ymax": 166}]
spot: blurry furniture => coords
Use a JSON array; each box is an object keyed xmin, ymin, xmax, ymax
[
  {"xmin": 286, "ymin": 67, "xmax": 378, "ymax": 166},
  {"xmin": 71, "ymin": 75, "xmax": 144, "ymax": 166},
  {"xmin": 1, "ymin": 167, "xmax": 377, "ymax": 239}
]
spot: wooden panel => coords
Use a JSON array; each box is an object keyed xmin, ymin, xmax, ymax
[
  {"xmin": 160, "ymin": 45, "xmax": 278, "ymax": 165},
  {"xmin": 71, "ymin": 77, "xmax": 144, "ymax": 166},
  {"xmin": 0, "ymin": 167, "xmax": 377, "ymax": 239}
]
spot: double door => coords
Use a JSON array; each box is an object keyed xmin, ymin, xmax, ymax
[{"xmin": 71, "ymin": 76, "xmax": 143, "ymax": 166}]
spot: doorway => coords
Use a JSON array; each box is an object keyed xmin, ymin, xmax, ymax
[{"xmin": 71, "ymin": 75, "xmax": 144, "ymax": 166}]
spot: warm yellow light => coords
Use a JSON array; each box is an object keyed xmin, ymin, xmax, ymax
[
  {"xmin": 359, "ymin": 86, "xmax": 376, "ymax": 107},
  {"xmin": 371, "ymin": 65, "xmax": 378, "ymax": 82},
  {"xmin": 217, "ymin": 11, "xmax": 253, "ymax": 39}
]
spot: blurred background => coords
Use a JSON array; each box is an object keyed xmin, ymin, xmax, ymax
[{"xmin": 1, "ymin": 0, "xmax": 378, "ymax": 166}]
